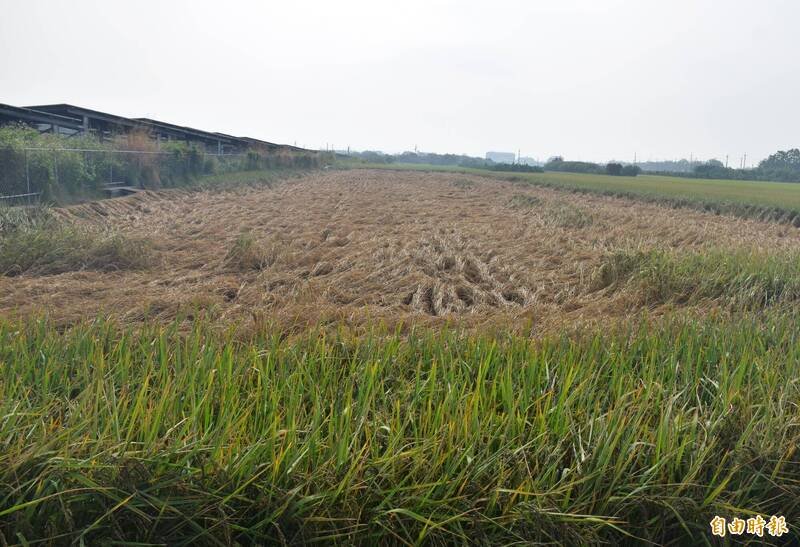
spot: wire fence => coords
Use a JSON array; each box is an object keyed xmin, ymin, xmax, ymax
[{"xmin": 0, "ymin": 147, "xmax": 253, "ymax": 205}]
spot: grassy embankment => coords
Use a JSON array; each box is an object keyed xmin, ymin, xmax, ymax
[{"xmin": 339, "ymin": 161, "xmax": 800, "ymax": 225}]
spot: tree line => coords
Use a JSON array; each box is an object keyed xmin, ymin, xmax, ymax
[
  {"xmin": 346, "ymin": 148, "xmax": 800, "ymax": 183},
  {"xmin": 544, "ymin": 157, "xmax": 641, "ymax": 177}
]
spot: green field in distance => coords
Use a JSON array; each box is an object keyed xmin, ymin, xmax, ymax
[{"xmin": 342, "ymin": 162, "xmax": 800, "ymax": 212}]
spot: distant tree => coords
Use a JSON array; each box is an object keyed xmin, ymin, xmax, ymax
[
  {"xmin": 544, "ymin": 157, "xmax": 563, "ymax": 170},
  {"xmin": 693, "ymin": 160, "xmax": 735, "ymax": 179},
  {"xmin": 621, "ymin": 164, "xmax": 641, "ymax": 177},
  {"xmin": 357, "ymin": 151, "xmax": 394, "ymax": 164},
  {"xmin": 759, "ymin": 149, "xmax": 800, "ymax": 172},
  {"xmin": 634, "ymin": 159, "xmax": 699, "ymax": 173},
  {"xmin": 545, "ymin": 157, "xmax": 603, "ymax": 174},
  {"xmin": 605, "ymin": 162, "xmax": 623, "ymax": 176},
  {"xmin": 753, "ymin": 149, "xmax": 800, "ymax": 182}
]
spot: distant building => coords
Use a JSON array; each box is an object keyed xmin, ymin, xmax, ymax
[{"xmin": 486, "ymin": 151, "xmax": 516, "ymax": 164}]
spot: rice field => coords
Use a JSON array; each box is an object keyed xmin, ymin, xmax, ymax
[
  {"xmin": 3, "ymin": 169, "xmax": 800, "ymax": 330},
  {"xmin": 348, "ymin": 163, "xmax": 800, "ymax": 221},
  {"xmin": 1, "ymin": 168, "xmax": 799, "ymax": 544},
  {"xmin": 1, "ymin": 313, "xmax": 799, "ymax": 545}
]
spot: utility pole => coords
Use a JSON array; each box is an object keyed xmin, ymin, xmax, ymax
[
  {"xmin": 725, "ymin": 155, "xmax": 728, "ymax": 168},
  {"xmin": 743, "ymin": 153, "xmax": 747, "ymax": 169}
]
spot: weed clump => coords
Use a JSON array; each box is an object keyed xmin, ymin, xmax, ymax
[
  {"xmin": 0, "ymin": 207, "xmax": 153, "ymax": 276},
  {"xmin": 543, "ymin": 202, "xmax": 594, "ymax": 228},
  {"xmin": 593, "ymin": 248, "xmax": 800, "ymax": 308},
  {"xmin": 0, "ymin": 225, "xmax": 153, "ymax": 277},
  {"xmin": 224, "ymin": 233, "xmax": 275, "ymax": 271},
  {"xmin": 0, "ymin": 204, "xmax": 54, "ymax": 235},
  {"xmin": 508, "ymin": 193, "xmax": 541, "ymax": 209}
]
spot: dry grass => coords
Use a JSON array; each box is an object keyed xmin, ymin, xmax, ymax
[{"xmin": 2, "ymin": 169, "xmax": 800, "ymax": 330}]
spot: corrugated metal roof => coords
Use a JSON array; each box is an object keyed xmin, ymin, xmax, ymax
[{"xmin": 4, "ymin": 102, "xmax": 313, "ymax": 152}]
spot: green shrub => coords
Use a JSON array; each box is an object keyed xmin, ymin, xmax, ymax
[
  {"xmin": 203, "ymin": 154, "xmax": 219, "ymax": 175},
  {"xmin": 245, "ymin": 150, "xmax": 261, "ymax": 170}
]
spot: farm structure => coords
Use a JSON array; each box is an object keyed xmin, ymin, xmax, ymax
[{"xmin": 0, "ymin": 102, "xmax": 307, "ymax": 154}]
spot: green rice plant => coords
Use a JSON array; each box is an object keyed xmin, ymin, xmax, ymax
[{"xmin": 0, "ymin": 313, "xmax": 798, "ymax": 544}]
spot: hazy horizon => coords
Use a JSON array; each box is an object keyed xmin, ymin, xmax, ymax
[{"xmin": 2, "ymin": 0, "xmax": 799, "ymax": 166}]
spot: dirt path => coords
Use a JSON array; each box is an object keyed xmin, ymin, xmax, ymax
[{"xmin": 2, "ymin": 169, "xmax": 798, "ymax": 332}]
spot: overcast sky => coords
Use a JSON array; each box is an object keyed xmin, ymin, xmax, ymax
[{"xmin": 2, "ymin": 0, "xmax": 799, "ymax": 164}]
